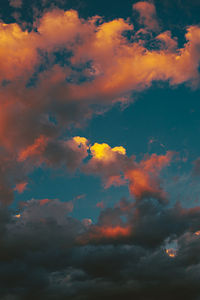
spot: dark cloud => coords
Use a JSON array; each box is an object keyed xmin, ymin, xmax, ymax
[{"xmin": 0, "ymin": 197, "xmax": 200, "ymax": 299}]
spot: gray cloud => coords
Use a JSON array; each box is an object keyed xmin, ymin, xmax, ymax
[{"xmin": 0, "ymin": 197, "xmax": 200, "ymax": 299}]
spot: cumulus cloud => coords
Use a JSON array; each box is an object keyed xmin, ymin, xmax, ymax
[
  {"xmin": 0, "ymin": 4, "xmax": 200, "ymax": 203},
  {"xmin": 133, "ymin": 1, "xmax": 160, "ymax": 31},
  {"xmin": 82, "ymin": 140, "xmax": 173, "ymax": 203},
  {"xmin": 1, "ymin": 196, "xmax": 200, "ymax": 299},
  {"xmin": 124, "ymin": 151, "xmax": 173, "ymax": 203},
  {"xmin": 0, "ymin": 6, "xmax": 200, "ymax": 151},
  {"xmin": 0, "ymin": 132, "xmax": 173, "ymax": 205}
]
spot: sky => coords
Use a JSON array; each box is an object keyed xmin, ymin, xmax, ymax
[{"xmin": 1, "ymin": 0, "xmax": 200, "ymax": 299}]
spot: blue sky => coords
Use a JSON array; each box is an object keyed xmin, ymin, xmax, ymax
[{"xmin": 14, "ymin": 83, "xmax": 200, "ymax": 220}]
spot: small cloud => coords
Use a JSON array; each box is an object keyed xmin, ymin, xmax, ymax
[
  {"xmin": 14, "ymin": 213, "xmax": 21, "ymax": 218},
  {"xmin": 133, "ymin": 1, "xmax": 160, "ymax": 31},
  {"xmin": 9, "ymin": 0, "xmax": 23, "ymax": 8},
  {"xmin": 14, "ymin": 181, "xmax": 28, "ymax": 194},
  {"xmin": 18, "ymin": 135, "xmax": 48, "ymax": 162},
  {"xmin": 194, "ymin": 230, "xmax": 200, "ymax": 236},
  {"xmin": 74, "ymin": 194, "xmax": 86, "ymax": 201},
  {"xmin": 165, "ymin": 248, "xmax": 177, "ymax": 258},
  {"xmin": 96, "ymin": 201, "xmax": 104, "ymax": 209}
]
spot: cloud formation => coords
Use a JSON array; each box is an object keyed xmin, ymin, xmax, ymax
[
  {"xmin": 82, "ymin": 140, "xmax": 173, "ymax": 203},
  {"xmin": 133, "ymin": 1, "xmax": 160, "ymax": 31},
  {"xmin": 124, "ymin": 152, "xmax": 173, "ymax": 203},
  {"xmin": 0, "ymin": 3, "xmax": 200, "ymax": 203},
  {"xmin": 1, "ymin": 196, "xmax": 200, "ymax": 299},
  {"xmin": 1, "ymin": 2, "xmax": 200, "ymax": 299}
]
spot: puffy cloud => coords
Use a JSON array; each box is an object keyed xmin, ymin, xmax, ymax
[
  {"xmin": 0, "ymin": 22, "xmax": 38, "ymax": 82},
  {"xmin": 18, "ymin": 135, "xmax": 49, "ymax": 162},
  {"xmin": 42, "ymin": 136, "xmax": 89, "ymax": 171},
  {"xmin": 82, "ymin": 140, "xmax": 173, "ymax": 202},
  {"xmin": 14, "ymin": 181, "xmax": 28, "ymax": 194},
  {"xmin": 0, "ymin": 5, "xmax": 199, "ymax": 151},
  {"xmin": 90, "ymin": 143, "xmax": 126, "ymax": 161},
  {"xmin": 82, "ymin": 141, "xmax": 129, "ymax": 184},
  {"xmin": 36, "ymin": 9, "xmax": 94, "ymax": 50},
  {"xmin": 156, "ymin": 30, "xmax": 178, "ymax": 50},
  {"xmin": 124, "ymin": 152, "xmax": 173, "ymax": 202},
  {"xmin": 1, "ymin": 196, "xmax": 200, "ymax": 299},
  {"xmin": 0, "ymin": 4, "xmax": 199, "ymax": 204},
  {"xmin": 133, "ymin": 1, "xmax": 160, "ymax": 31}
]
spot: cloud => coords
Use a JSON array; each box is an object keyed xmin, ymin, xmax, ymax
[
  {"xmin": 18, "ymin": 135, "xmax": 49, "ymax": 162},
  {"xmin": 82, "ymin": 142, "xmax": 128, "ymax": 180},
  {"xmin": 82, "ymin": 140, "xmax": 173, "ymax": 203},
  {"xmin": 14, "ymin": 181, "xmax": 28, "ymax": 194},
  {"xmin": 0, "ymin": 3, "xmax": 199, "ymax": 204},
  {"xmin": 124, "ymin": 152, "xmax": 173, "ymax": 203},
  {"xmin": 9, "ymin": 0, "xmax": 23, "ymax": 8},
  {"xmin": 0, "ymin": 5, "xmax": 199, "ymax": 148},
  {"xmin": 96, "ymin": 201, "xmax": 105, "ymax": 209},
  {"xmin": 43, "ymin": 136, "xmax": 89, "ymax": 171},
  {"xmin": 1, "ymin": 196, "xmax": 200, "ymax": 299},
  {"xmin": 1, "ymin": 3, "xmax": 200, "ymax": 299},
  {"xmin": 78, "ymin": 195, "xmax": 200, "ymax": 250},
  {"xmin": 133, "ymin": 1, "xmax": 160, "ymax": 31}
]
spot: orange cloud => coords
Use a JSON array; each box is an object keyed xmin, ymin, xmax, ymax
[
  {"xmin": 125, "ymin": 152, "xmax": 173, "ymax": 202},
  {"xmin": 0, "ymin": 5, "xmax": 199, "ymax": 204},
  {"xmin": 14, "ymin": 213, "xmax": 21, "ymax": 218},
  {"xmin": 80, "ymin": 225, "xmax": 131, "ymax": 243},
  {"xmin": 104, "ymin": 175, "xmax": 127, "ymax": 189},
  {"xmin": 18, "ymin": 135, "xmax": 48, "ymax": 162},
  {"xmin": 36, "ymin": 9, "xmax": 93, "ymax": 50},
  {"xmin": 0, "ymin": 22, "xmax": 38, "ymax": 81},
  {"xmin": 90, "ymin": 143, "xmax": 126, "ymax": 163},
  {"xmin": 82, "ymin": 141, "xmax": 128, "ymax": 188},
  {"xmin": 166, "ymin": 248, "xmax": 176, "ymax": 258},
  {"xmin": 39, "ymin": 199, "xmax": 51, "ymax": 206},
  {"xmin": 95, "ymin": 225, "xmax": 131, "ymax": 238},
  {"xmin": 0, "ymin": 9, "xmax": 199, "ymax": 155},
  {"xmin": 80, "ymin": 139, "xmax": 173, "ymax": 202},
  {"xmin": 14, "ymin": 181, "xmax": 28, "ymax": 194},
  {"xmin": 156, "ymin": 31, "xmax": 178, "ymax": 50},
  {"xmin": 133, "ymin": 1, "xmax": 160, "ymax": 31}
]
